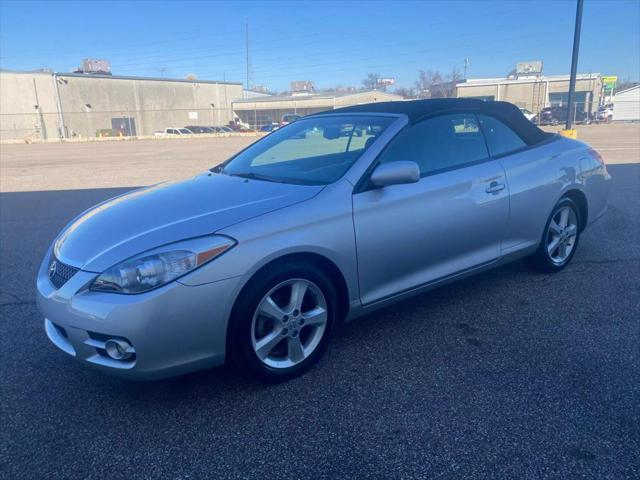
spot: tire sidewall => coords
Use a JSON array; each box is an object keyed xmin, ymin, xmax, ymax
[{"xmin": 228, "ymin": 262, "xmax": 337, "ymax": 383}]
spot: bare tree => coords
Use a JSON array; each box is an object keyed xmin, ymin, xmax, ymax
[
  {"xmin": 616, "ymin": 79, "xmax": 639, "ymax": 93},
  {"xmin": 393, "ymin": 87, "xmax": 417, "ymax": 99},
  {"xmin": 362, "ymin": 72, "xmax": 381, "ymax": 90},
  {"xmin": 448, "ymin": 67, "xmax": 463, "ymax": 85},
  {"xmin": 415, "ymin": 67, "xmax": 463, "ymax": 99},
  {"xmin": 415, "ymin": 70, "xmax": 441, "ymax": 98}
]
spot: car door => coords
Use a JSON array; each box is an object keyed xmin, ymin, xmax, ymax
[
  {"xmin": 352, "ymin": 113, "xmax": 509, "ymax": 305},
  {"xmin": 476, "ymin": 113, "xmax": 548, "ymax": 253}
]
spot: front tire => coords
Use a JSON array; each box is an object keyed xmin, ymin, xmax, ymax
[
  {"xmin": 526, "ymin": 197, "xmax": 582, "ymax": 273},
  {"xmin": 228, "ymin": 261, "xmax": 337, "ymax": 383}
]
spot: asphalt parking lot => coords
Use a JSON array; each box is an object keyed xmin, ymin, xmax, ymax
[{"xmin": 1, "ymin": 124, "xmax": 639, "ymax": 478}]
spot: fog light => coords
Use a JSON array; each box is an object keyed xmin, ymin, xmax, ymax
[{"xmin": 104, "ymin": 339, "xmax": 134, "ymax": 360}]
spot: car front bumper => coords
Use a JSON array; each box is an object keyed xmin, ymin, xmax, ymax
[{"xmin": 36, "ymin": 251, "xmax": 242, "ymax": 380}]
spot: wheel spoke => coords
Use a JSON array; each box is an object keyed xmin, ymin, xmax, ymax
[
  {"xmin": 255, "ymin": 327, "xmax": 284, "ymax": 359},
  {"xmin": 565, "ymin": 224, "xmax": 577, "ymax": 236},
  {"xmin": 558, "ymin": 240, "xmax": 569, "ymax": 259},
  {"xmin": 287, "ymin": 336, "xmax": 305, "ymax": 363},
  {"xmin": 288, "ymin": 281, "xmax": 308, "ymax": 312},
  {"xmin": 549, "ymin": 219, "xmax": 562, "ymax": 235},
  {"xmin": 559, "ymin": 208, "xmax": 570, "ymax": 228},
  {"xmin": 302, "ymin": 306, "xmax": 327, "ymax": 327},
  {"xmin": 258, "ymin": 296, "xmax": 285, "ymax": 321},
  {"xmin": 547, "ymin": 237, "xmax": 561, "ymax": 256}
]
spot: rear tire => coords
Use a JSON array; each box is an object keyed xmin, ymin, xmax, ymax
[
  {"xmin": 228, "ymin": 260, "xmax": 337, "ymax": 383},
  {"xmin": 525, "ymin": 197, "xmax": 582, "ymax": 273}
]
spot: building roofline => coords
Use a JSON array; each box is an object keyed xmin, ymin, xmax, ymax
[
  {"xmin": 0, "ymin": 68, "xmax": 55, "ymax": 75},
  {"xmin": 457, "ymin": 73, "xmax": 601, "ymax": 87},
  {"xmin": 58, "ymin": 72, "xmax": 242, "ymax": 85},
  {"xmin": 232, "ymin": 89, "xmax": 402, "ymax": 104},
  {"xmin": 614, "ymin": 84, "xmax": 640, "ymax": 95},
  {"xmin": 0, "ymin": 69, "xmax": 242, "ymax": 85}
]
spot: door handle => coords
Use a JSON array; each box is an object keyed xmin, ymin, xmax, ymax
[{"xmin": 485, "ymin": 181, "xmax": 506, "ymax": 194}]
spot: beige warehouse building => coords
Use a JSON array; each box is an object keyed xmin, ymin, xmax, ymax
[
  {"xmin": 232, "ymin": 90, "xmax": 404, "ymax": 128},
  {"xmin": 0, "ymin": 70, "xmax": 243, "ymax": 141},
  {"xmin": 456, "ymin": 73, "xmax": 602, "ymax": 117}
]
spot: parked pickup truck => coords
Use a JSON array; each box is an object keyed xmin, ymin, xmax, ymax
[{"xmin": 153, "ymin": 128, "xmax": 193, "ymax": 136}]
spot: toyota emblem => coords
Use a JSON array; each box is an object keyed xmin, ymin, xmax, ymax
[{"xmin": 48, "ymin": 260, "xmax": 57, "ymax": 279}]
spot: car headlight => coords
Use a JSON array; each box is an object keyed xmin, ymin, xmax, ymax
[{"xmin": 90, "ymin": 235, "xmax": 236, "ymax": 294}]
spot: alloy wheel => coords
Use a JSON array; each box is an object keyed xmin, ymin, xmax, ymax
[
  {"xmin": 251, "ymin": 279, "xmax": 328, "ymax": 369},
  {"xmin": 546, "ymin": 206, "xmax": 578, "ymax": 265}
]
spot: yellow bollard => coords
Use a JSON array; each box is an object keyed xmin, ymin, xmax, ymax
[{"xmin": 559, "ymin": 129, "xmax": 577, "ymax": 139}]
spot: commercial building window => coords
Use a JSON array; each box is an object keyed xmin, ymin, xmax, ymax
[
  {"xmin": 549, "ymin": 92, "xmax": 588, "ymax": 112},
  {"xmin": 465, "ymin": 95, "xmax": 495, "ymax": 102}
]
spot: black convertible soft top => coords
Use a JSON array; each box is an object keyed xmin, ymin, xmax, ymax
[{"xmin": 324, "ymin": 98, "xmax": 553, "ymax": 146}]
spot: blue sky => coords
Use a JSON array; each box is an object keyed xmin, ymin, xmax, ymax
[{"xmin": 1, "ymin": 0, "xmax": 638, "ymax": 91}]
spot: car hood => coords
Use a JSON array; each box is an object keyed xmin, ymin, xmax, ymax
[{"xmin": 54, "ymin": 172, "xmax": 323, "ymax": 272}]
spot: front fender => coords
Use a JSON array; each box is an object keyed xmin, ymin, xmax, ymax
[{"xmin": 179, "ymin": 180, "xmax": 360, "ymax": 306}]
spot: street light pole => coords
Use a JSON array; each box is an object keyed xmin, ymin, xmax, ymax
[
  {"xmin": 565, "ymin": 0, "xmax": 584, "ymax": 131},
  {"xmin": 245, "ymin": 19, "xmax": 250, "ymax": 91}
]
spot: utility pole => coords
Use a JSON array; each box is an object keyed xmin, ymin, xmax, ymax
[
  {"xmin": 565, "ymin": 0, "xmax": 584, "ymax": 131},
  {"xmin": 463, "ymin": 58, "xmax": 469, "ymax": 80},
  {"xmin": 245, "ymin": 19, "xmax": 250, "ymax": 92}
]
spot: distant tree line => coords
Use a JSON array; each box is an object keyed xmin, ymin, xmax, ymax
[
  {"xmin": 361, "ymin": 68, "xmax": 463, "ymax": 98},
  {"xmin": 615, "ymin": 79, "xmax": 639, "ymax": 93},
  {"xmin": 266, "ymin": 73, "xmax": 638, "ymax": 99}
]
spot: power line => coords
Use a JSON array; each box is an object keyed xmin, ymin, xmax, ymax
[
  {"xmin": 113, "ymin": 21, "xmax": 569, "ymax": 80},
  {"xmin": 104, "ymin": 6, "xmax": 527, "ymax": 69},
  {"xmin": 192, "ymin": 36, "xmax": 571, "ymax": 84},
  {"xmin": 2, "ymin": 11, "xmax": 353, "ymax": 61},
  {"xmin": 1, "ymin": 27, "xmax": 245, "ymax": 60},
  {"xmin": 125, "ymin": 26, "xmax": 569, "ymax": 82}
]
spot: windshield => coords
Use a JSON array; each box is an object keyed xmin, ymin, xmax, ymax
[
  {"xmin": 220, "ymin": 115, "xmax": 395, "ymax": 185},
  {"xmin": 179, "ymin": 129, "xmax": 191, "ymax": 134}
]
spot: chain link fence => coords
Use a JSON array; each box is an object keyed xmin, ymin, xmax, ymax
[
  {"xmin": 0, "ymin": 106, "xmax": 254, "ymax": 143},
  {"xmin": 2, "ymin": 100, "xmax": 638, "ymax": 143}
]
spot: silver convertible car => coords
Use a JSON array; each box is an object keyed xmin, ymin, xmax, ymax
[{"xmin": 37, "ymin": 99, "xmax": 610, "ymax": 382}]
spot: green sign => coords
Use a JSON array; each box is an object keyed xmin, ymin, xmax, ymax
[{"xmin": 602, "ymin": 76, "xmax": 618, "ymax": 90}]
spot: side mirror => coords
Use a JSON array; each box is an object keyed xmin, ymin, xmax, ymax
[
  {"xmin": 323, "ymin": 125, "xmax": 341, "ymax": 140},
  {"xmin": 370, "ymin": 161, "xmax": 420, "ymax": 187}
]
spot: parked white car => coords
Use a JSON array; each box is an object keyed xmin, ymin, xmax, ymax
[
  {"xmin": 596, "ymin": 105, "xmax": 614, "ymax": 123},
  {"xmin": 154, "ymin": 128, "xmax": 193, "ymax": 137}
]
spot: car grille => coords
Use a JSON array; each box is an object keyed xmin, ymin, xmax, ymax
[{"xmin": 48, "ymin": 256, "xmax": 79, "ymax": 289}]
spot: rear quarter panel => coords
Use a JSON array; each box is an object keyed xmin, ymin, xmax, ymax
[
  {"xmin": 499, "ymin": 136, "xmax": 608, "ymax": 254},
  {"xmin": 579, "ymin": 145, "xmax": 611, "ymax": 225}
]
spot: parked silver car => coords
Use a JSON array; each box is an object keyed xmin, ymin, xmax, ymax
[{"xmin": 37, "ymin": 99, "xmax": 611, "ymax": 382}]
